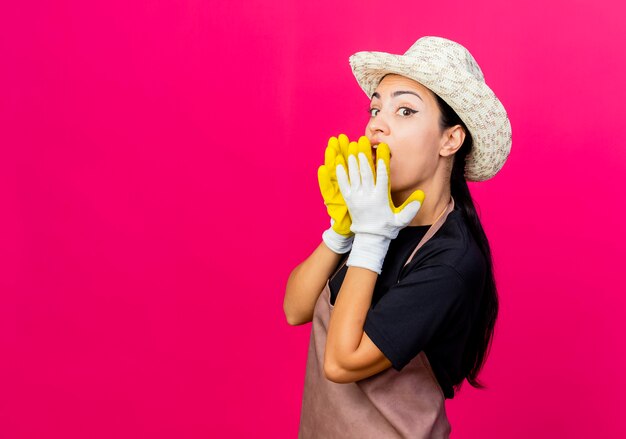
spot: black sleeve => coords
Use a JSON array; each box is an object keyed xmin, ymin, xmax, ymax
[{"xmin": 363, "ymin": 264, "xmax": 471, "ymax": 371}]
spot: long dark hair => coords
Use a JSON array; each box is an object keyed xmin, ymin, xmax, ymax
[{"xmin": 434, "ymin": 93, "xmax": 498, "ymax": 393}]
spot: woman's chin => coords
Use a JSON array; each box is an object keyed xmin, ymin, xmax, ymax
[
  {"xmin": 389, "ymin": 182, "xmax": 424, "ymax": 206},
  {"xmin": 389, "ymin": 178, "xmax": 406, "ymax": 194},
  {"xmin": 389, "ymin": 187, "xmax": 406, "ymax": 205}
]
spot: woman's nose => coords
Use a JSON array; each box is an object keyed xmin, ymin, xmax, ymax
[{"xmin": 367, "ymin": 113, "xmax": 390, "ymax": 136}]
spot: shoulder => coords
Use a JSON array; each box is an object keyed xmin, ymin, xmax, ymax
[{"xmin": 405, "ymin": 209, "xmax": 487, "ymax": 287}]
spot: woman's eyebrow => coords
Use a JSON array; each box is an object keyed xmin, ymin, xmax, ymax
[{"xmin": 371, "ymin": 90, "xmax": 424, "ymax": 102}]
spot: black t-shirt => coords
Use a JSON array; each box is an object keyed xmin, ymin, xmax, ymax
[{"xmin": 329, "ymin": 205, "xmax": 487, "ymax": 399}]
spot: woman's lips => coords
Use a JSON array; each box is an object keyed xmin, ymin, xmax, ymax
[
  {"xmin": 371, "ymin": 143, "xmax": 378, "ymax": 162},
  {"xmin": 371, "ymin": 144, "xmax": 391, "ymax": 163}
]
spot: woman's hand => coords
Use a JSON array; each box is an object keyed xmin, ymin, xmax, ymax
[
  {"xmin": 318, "ymin": 134, "xmax": 354, "ymax": 254},
  {"xmin": 336, "ymin": 136, "xmax": 425, "ymax": 274}
]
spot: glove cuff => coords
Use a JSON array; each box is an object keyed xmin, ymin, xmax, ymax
[
  {"xmin": 346, "ymin": 233, "xmax": 391, "ymax": 275},
  {"xmin": 322, "ymin": 227, "xmax": 354, "ymax": 254}
]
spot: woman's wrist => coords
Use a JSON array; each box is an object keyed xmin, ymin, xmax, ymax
[
  {"xmin": 346, "ymin": 232, "xmax": 391, "ymax": 275},
  {"xmin": 322, "ymin": 226, "xmax": 354, "ymax": 254}
]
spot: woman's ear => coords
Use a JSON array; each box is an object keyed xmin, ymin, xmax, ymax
[{"xmin": 440, "ymin": 125, "xmax": 465, "ymax": 157}]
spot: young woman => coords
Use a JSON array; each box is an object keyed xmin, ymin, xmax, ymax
[{"xmin": 284, "ymin": 36, "xmax": 512, "ymax": 438}]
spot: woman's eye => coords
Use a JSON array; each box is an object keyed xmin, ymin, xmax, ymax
[
  {"xmin": 368, "ymin": 107, "xmax": 417, "ymax": 117},
  {"xmin": 397, "ymin": 107, "xmax": 418, "ymax": 117}
]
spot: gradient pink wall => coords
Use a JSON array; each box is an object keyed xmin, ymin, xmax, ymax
[{"xmin": 2, "ymin": 0, "xmax": 625, "ymax": 437}]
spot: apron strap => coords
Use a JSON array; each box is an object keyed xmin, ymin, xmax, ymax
[{"xmin": 402, "ymin": 196, "xmax": 455, "ymax": 268}]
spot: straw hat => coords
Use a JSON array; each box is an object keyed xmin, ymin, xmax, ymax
[{"xmin": 349, "ymin": 36, "xmax": 512, "ymax": 182}]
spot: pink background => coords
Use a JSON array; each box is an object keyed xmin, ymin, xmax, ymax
[{"xmin": 2, "ymin": 0, "xmax": 625, "ymax": 437}]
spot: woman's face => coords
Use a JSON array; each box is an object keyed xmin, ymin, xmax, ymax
[{"xmin": 365, "ymin": 74, "xmax": 447, "ymax": 202}]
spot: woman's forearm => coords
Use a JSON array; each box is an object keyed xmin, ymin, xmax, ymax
[
  {"xmin": 325, "ymin": 266, "xmax": 378, "ymax": 369},
  {"xmin": 283, "ymin": 241, "xmax": 343, "ymax": 325}
]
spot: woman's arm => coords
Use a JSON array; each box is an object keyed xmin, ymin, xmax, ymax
[
  {"xmin": 283, "ymin": 241, "xmax": 343, "ymax": 326},
  {"xmin": 284, "ymin": 135, "xmax": 355, "ymax": 326},
  {"xmin": 324, "ymin": 265, "xmax": 393, "ymax": 382},
  {"xmin": 320, "ymin": 141, "xmax": 423, "ymax": 382}
]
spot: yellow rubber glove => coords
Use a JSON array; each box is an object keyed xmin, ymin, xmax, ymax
[
  {"xmin": 319, "ymin": 134, "xmax": 357, "ymax": 254},
  {"xmin": 318, "ymin": 134, "xmax": 352, "ymax": 236}
]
